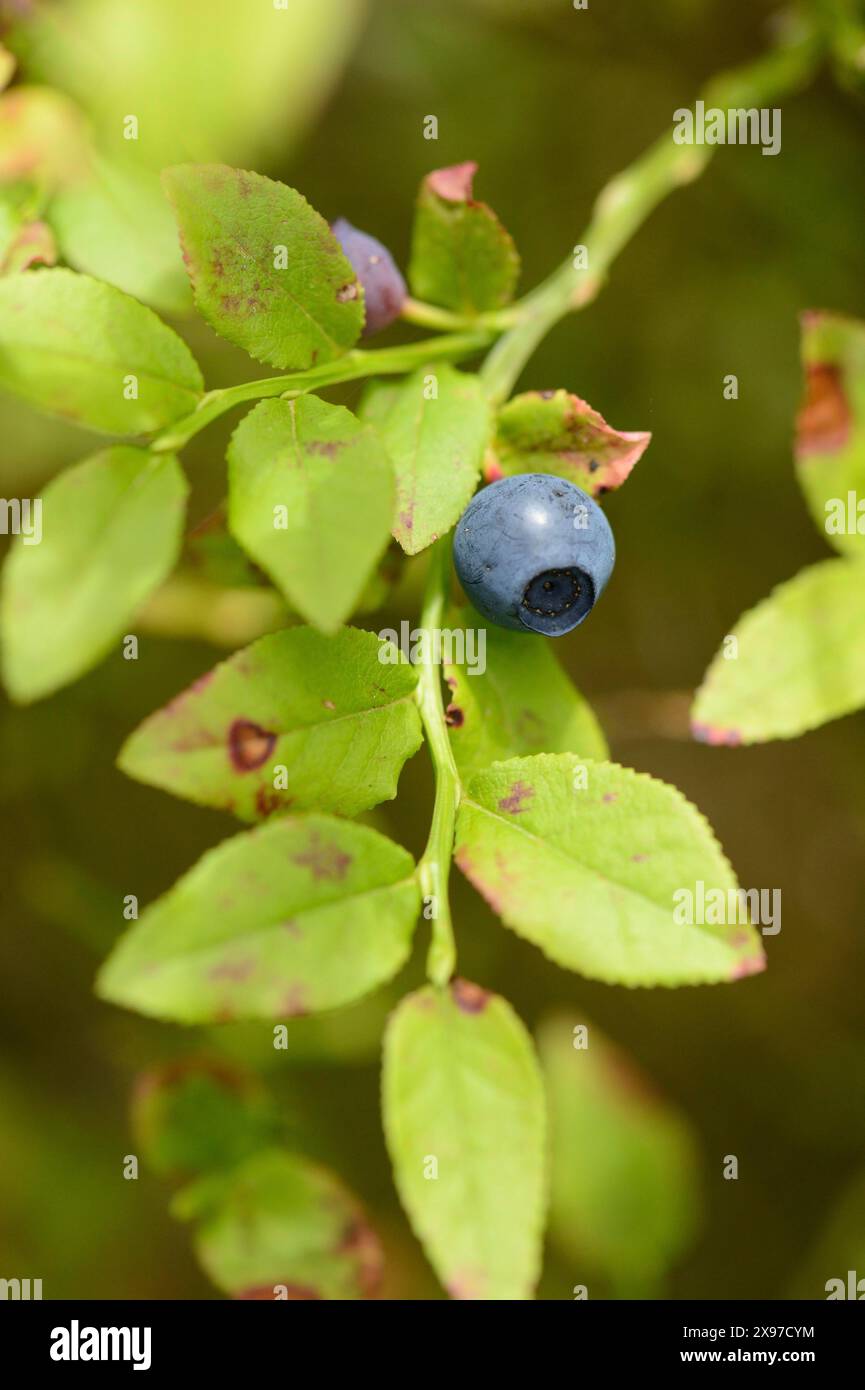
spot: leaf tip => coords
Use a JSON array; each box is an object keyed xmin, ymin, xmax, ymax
[
  {"xmin": 427, "ymin": 162, "xmax": 478, "ymax": 202},
  {"xmin": 729, "ymin": 951, "xmax": 766, "ymax": 982},
  {"xmin": 691, "ymin": 720, "xmax": 742, "ymax": 747},
  {"xmin": 450, "ymin": 978, "xmax": 491, "ymax": 1013}
]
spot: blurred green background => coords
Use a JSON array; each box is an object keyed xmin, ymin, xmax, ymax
[{"xmin": 2, "ymin": 0, "xmax": 865, "ymax": 1300}]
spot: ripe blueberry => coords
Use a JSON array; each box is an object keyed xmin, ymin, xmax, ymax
[
  {"xmin": 453, "ymin": 473, "xmax": 615, "ymax": 635},
  {"xmin": 331, "ymin": 218, "xmax": 406, "ymax": 336}
]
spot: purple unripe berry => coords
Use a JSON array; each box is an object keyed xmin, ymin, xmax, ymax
[{"xmin": 331, "ymin": 218, "xmax": 407, "ymax": 337}]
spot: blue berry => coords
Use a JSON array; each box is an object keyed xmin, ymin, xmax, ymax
[
  {"xmin": 331, "ymin": 218, "xmax": 406, "ymax": 336},
  {"xmin": 453, "ymin": 473, "xmax": 615, "ymax": 635}
]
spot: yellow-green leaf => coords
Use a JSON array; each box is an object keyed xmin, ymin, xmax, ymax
[
  {"xmin": 382, "ymin": 980, "xmax": 546, "ymax": 1300},
  {"xmin": 228, "ymin": 396, "xmax": 394, "ymax": 633},
  {"xmin": 97, "ymin": 815, "xmax": 420, "ymax": 1023},
  {"xmin": 1, "ymin": 446, "xmax": 187, "ymax": 703},
  {"xmin": 692, "ymin": 557, "xmax": 865, "ymax": 744},
  {"xmin": 0, "ymin": 269, "xmax": 203, "ymax": 433},
  {"xmin": 363, "ymin": 366, "xmax": 491, "ymax": 554},
  {"xmin": 456, "ymin": 754, "xmax": 765, "ymax": 986}
]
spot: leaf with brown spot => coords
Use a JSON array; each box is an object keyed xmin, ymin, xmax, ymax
[
  {"xmin": 96, "ymin": 814, "xmax": 421, "ymax": 1023},
  {"xmin": 173, "ymin": 1149, "xmax": 383, "ymax": 1300},
  {"xmin": 382, "ymin": 983, "xmax": 546, "ymax": 1300},
  {"xmin": 118, "ymin": 626, "xmax": 422, "ymax": 821},
  {"xmin": 488, "ymin": 389, "xmax": 651, "ymax": 498},
  {"xmin": 795, "ymin": 311, "xmax": 865, "ymax": 558},
  {"xmin": 456, "ymin": 754, "xmax": 764, "ymax": 987},
  {"xmin": 164, "ymin": 164, "xmax": 364, "ymax": 370}
]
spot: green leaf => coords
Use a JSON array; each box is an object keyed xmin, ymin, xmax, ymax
[
  {"xmin": 118, "ymin": 626, "xmax": 423, "ymax": 821},
  {"xmin": 51, "ymin": 157, "xmax": 192, "ymax": 316},
  {"xmin": 692, "ymin": 557, "xmax": 865, "ymax": 744},
  {"xmin": 408, "ymin": 162, "xmax": 519, "ymax": 315},
  {"xmin": 357, "ymin": 377, "xmax": 402, "ymax": 425},
  {"xmin": 455, "ymin": 754, "xmax": 765, "ymax": 986},
  {"xmin": 1, "ymin": 446, "xmax": 187, "ymax": 703},
  {"xmin": 362, "ymin": 366, "xmax": 490, "ymax": 554},
  {"xmin": 174, "ymin": 1148, "xmax": 382, "ymax": 1300},
  {"xmin": 228, "ymin": 396, "xmax": 394, "ymax": 633},
  {"xmin": 538, "ymin": 1013, "xmax": 700, "ymax": 1294},
  {"xmin": 19, "ymin": 0, "xmax": 365, "ymax": 173},
  {"xmin": 132, "ymin": 1059, "xmax": 279, "ymax": 1180},
  {"xmin": 794, "ymin": 311, "xmax": 865, "ymax": 558},
  {"xmin": 489, "ymin": 389, "xmax": 651, "ymax": 497},
  {"xmin": 444, "ymin": 605, "xmax": 607, "ymax": 780},
  {"xmin": 163, "ymin": 164, "xmax": 363, "ymax": 370},
  {"xmin": 382, "ymin": 980, "xmax": 546, "ymax": 1300},
  {"xmin": 97, "ymin": 815, "xmax": 420, "ymax": 1023},
  {"xmin": 0, "ymin": 268, "xmax": 203, "ymax": 433}
]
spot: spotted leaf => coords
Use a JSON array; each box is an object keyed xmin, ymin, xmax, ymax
[
  {"xmin": 455, "ymin": 754, "xmax": 764, "ymax": 986},
  {"xmin": 164, "ymin": 164, "xmax": 364, "ymax": 369},
  {"xmin": 174, "ymin": 1149, "xmax": 382, "ymax": 1299},
  {"xmin": 118, "ymin": 626, "xmax": 422, "ymax": 820},
  {"xmin": 488, "ymin": 389, "xmax": 651, "ymax": 498},
  {"xmin": 97, "ymin": 815, "xmax": 420, "ymax": 1023},
  {"xmin": 795, "ymin": 311, "xmax": 865, "ymax": 558}
]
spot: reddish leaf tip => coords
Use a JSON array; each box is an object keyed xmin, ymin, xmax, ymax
[
  {"xmin": 427, "ymin": 162, "xmax": 478, "ymax": 202},
  {"xmin": 691, "ymin": 721, "xmax": 742, "ymax": 747},
  {"xmin": 450, "ymin": 978, "xmax": 491, "ymax": 1013},
  {"xmin": 729, "ymin": 953, "xmax": 766, "ymax": 981}
]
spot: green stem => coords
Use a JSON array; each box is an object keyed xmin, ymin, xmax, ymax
[
  {"xmin": 151, "ymin": 329, "xmax": 493, "ymax": 453},
  {"xmin": 416, "ymin": 537, "xmax": 461, "ymax": 987},
  {"xmin": 481, "ymin": 5, "xmax": 825, "ymax": 402},
  {"xmin": 401, "ymin": 295, "xmax": 520, "ymax": 333},
  {"xmin": 418, "ymin": 5, "xmax": 829, "ymax": 979}
]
